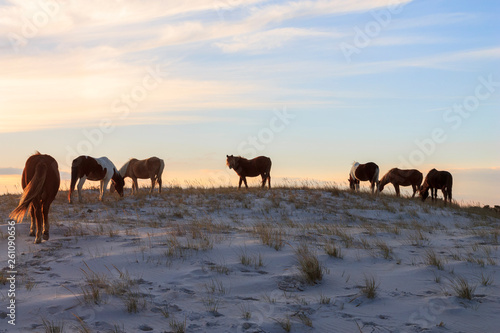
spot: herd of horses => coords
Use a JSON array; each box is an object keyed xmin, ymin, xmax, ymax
[{"xmin": 9, "ymin": 152, "xmax": 453, "ymax": 244}]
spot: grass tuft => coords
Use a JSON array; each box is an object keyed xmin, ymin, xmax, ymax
[{"xmin": 295, "ymin": 242, "xmax": 324, "ymax": 284}]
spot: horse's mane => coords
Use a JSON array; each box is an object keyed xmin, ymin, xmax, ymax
[{"xmin": 118, "ymin": 159, "xmax": 133, "ymax": 177}]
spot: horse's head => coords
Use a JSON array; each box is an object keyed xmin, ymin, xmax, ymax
[
  {"xmin": 226, "ymin": 155, "xmax": 239, "ymax": 170},
  {"xmin": 348, "ymin": 175, "xmax": 358, "ymax": 190},
  {"xmin": 112, "ymin": 173, "xmax": 125, "ymax": 197},
  {"xmin": 378, "ymin": 183, "xmax": 385, "ymax": 192},
  {"xmin": 419, "ymin": 185, "xmax": 429, "ymax": 201}
]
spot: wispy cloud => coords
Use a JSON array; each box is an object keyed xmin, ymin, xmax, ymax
[
  {"xmin": 0, "ymin": 168, "xmax": 23, "ymax": 175},
  {"xmin": 215, "ymin": 27, "xmax": 338, "ymax": 53}
]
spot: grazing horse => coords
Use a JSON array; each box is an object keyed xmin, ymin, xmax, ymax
[
  {"xmin": 379, "ymin": 168, "xmax": 423, "ymax": 197},
  {"xmin": 226, "ymin": 155, "xmax": 272, "ymax": 189},
  {"xmin": 111, "ymin": 157, "xmax": 165, "ymax": 194},
  {"xmin": 68, "ymin": 156, "xmax": 124, "ymax": 203},
  {"xmin": 348, "ymin": 162, "xmax": 379, "ymax": 193},
  {"xmin": 420, "ymin": 169, "xmax": 453, "ymax": 205},
  {"xmin": 9, "ymin": 152, "xmax": 60, "ymax": 244}
]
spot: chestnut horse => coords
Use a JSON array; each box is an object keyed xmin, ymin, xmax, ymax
[
  {"xmin": 226, "ymin": 155, "xmax": 271, "ymax": 189},
  {"xmin": 348, "ymin": 162, "xmax": 379, "ymax": 193},
  {"xmin": 112, "ymin": 157, "xmax": 165, "ymax": 194},
  {"xmin": 9, "ymin": 152, "xmax": 60, "ymax": 244},
  {"xmin": 420, "ymin": 168, "xmax": 453, "ymax": 205},
  {"xmin": 379, "ymin": 168, "xmax": 423, "ymax": 197},
  {"xmin": 68, "ymin": 156, "xmax": 124, "ymax": 203}
]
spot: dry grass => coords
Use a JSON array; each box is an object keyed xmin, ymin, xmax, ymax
[
  {"xmin": 448, "ymin": 276, "xmax": 476, "ymax": 300},
  {"xmin": 295, "ymin": 242, "xmax": 324, "ymax": 285},
  {"xmin": 360, "ymin": 275, "xmax": 380, "ymax": 299}
]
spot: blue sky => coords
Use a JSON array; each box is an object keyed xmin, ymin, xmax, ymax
[{"xmin": 0, "ymin": 0, "xmax": 499, "ymax": 205}]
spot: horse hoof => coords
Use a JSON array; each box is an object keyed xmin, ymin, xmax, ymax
[
  {"xmin": 34, "ymin": 238, "xmax": 42, "ymax": 244},
  {"xmin": 29, "ymin": 231, "xmax": 35, "ymax": 237},
  {"xmin": 43, "ymin": 234, "xmax": 49, "ymax": 240}
]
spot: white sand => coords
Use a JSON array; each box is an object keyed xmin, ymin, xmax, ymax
[{"xmin": 1, "ymin": 187, "xmax": 499, "ymax": 332}]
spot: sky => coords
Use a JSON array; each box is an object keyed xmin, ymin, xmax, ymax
[{"xmin": 0, "ymin": 0, "xmax": 499, "ymax": 206}]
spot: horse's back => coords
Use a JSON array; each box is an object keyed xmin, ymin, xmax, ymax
[
  {"xmin": 354, "ymin": 162, "xmax": 378, "ymax": 181},
  {"xmin": 23, "ymin": 153, "xmax": 60, "ymax": 196},
  {"xmin": 425, "ymin": 169, "xmax": 452, "ymax": 188},
  {"xmin": 240, "ymin": 156, "xmax": 271, "ymax": 177}
]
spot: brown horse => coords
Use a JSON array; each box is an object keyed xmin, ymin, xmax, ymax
[
  {"xmin": 348, "ymin": 162, "xmax": 379, "ymax": 193},
  {"xmin": 9, "ymin": 152, "xmax": 60, "ymax": 244},
  {"xmin": 68, "ymin": 156, "xmax": 124, "ymax": 203},
  {"xmin": 226, "ymin": 155, "xmax": 272, "ymax": 189},
  {"xmin": 112, "ymin": 157, "xmax": 165, "ymax": 194},
  {"xmin": 420, "ymin": 168, "xmax": 453, "ymax": 204},
  {"xmin": 379, "ymin": 168, "xmax": 423, "ymax": 197}
]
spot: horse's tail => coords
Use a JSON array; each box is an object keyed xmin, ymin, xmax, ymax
[
  {"xmin": 9, "ymin": 163, "xmax": 48, "ymax": 223},
  {"xmin": 157, "ymin": 159, "xmax": 165, "ymax": 182},
  {"xmin": 68, "ymin": 158, "xmax": 80, "ymax": 202},
  {"xmin": 447, "ymin": 173, "xmax": 453, "ymax": 201},
  {"xmin": 373, "ymin": 165, "xmax": 380, "ymax": 192}
]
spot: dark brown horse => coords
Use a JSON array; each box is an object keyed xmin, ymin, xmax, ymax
[
  {"xmin": 111, "ymin": 157, "xmax": 165, "ymax": 194},
  {"xmin": 420, "ymin": 169, "xmax": 453, "ymax": 204},
  {"xmin": 379, "ymin": 168, "xmax": 423, "ymax": 197},
  {"xmin": 68, "ymin": 156, "xmax": 124, "ymax": 203},
  {"xmin": 226, "ymin": 155, "xmax": 271, "ymax": 189},
  {"xmin": 348, "ymin": 162, "xmax": 379, "ymax": 193},
  {"xmin": 9, "ymin": 152, "xmax": 60, "ymax": 244}
]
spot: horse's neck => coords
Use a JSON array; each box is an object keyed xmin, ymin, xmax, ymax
[
  {"xmin": 350, "ymin": 163, "xmax": 359, "ymax": 179},
  {"xmin": 119, "ymin": 160, "xmax": 131, "ymax": 177}
]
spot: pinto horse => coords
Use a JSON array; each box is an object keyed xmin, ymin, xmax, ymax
[
  {"xmin": 379, "ymin": 168, "xmax": 423, "ymax": 197},
  {"xmin": 348, "ymin": 162, "xmax": 379, "ymax": 193},
  {"xmin": 420, "ymin": 169, "xmax": 453, "ymax": 205},
  {"xmin": 226, "ymin": 155, "xmax": 272, "ymax": 189},
  {"xmin": 68, "ymin": 156, "xmax": 124, "ymax": 203},
  {"xmin": 9, "ymin": 152, "xmax": 60, "ymax": 244},
  {"xmin": 112, "ymin": 157, "xmax": 165, "ymax": 194}
]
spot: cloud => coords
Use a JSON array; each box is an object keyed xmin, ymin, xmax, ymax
[
  {"xmin": 0, "ymin": 168, "xmax": 23, "ymax": 175},
  {"xmin": 215, "ymin": 27, "xmax": 337, "ymax": 53}
]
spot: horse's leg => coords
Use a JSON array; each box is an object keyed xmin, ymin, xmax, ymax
[
  {"xmin": 158, "ymin": 175, "xmax": 162, "ymax": 193},
  {"xmin": 150, "ymin": 177, "xmax": 155, "ymax": 194},
  {"xmin": 99, "ymin": 179, "xmax": 105, "ymax": 201},
  {"xmin": 411, "ymin": 185, "xmax": 417, "ymax": 198},
  {"xmin": 42, "ymin": 201, "xmax": 50, "ymax": 241},
  {"xmin": 29, "ymin": 204, "xmax": 36, "ymax": 237},
  {"xmin": 77, "ymin": 177, "xmax": 86, "ymax": 202},
  {"xmin": 394, "ymin": 184, "xmax": 400, "ymax": 197},
  {"xmin": 268, "ymin": 174, "xmax": 271, "ymax": 189},
  {"xmin": 261, "ymin": 174, "xmax": 266, "ymax": 188},
  {"xmin": 243, "ymin": 177, "xmax": 249, "ymax": 189},
  {"xmin": 133, "ymin": 178, "xmax": 139, "ymax": 195},
  {"xmin": 238, "ymin": 177, "xmax": 243, "ymax": 189},
  {"xmin": 100, "ymin": 178, "xmax": 110, "ymax": 201},
  {"xmin": 33, "ymin": 201, "xmax": 43, "ymax": 244}
]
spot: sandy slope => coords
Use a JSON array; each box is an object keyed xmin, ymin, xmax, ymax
[{"xmin": 1, "ymin": 187, "xmax": 499, "ymax": 333}]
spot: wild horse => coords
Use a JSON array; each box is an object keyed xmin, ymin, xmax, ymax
[
  {"xmin": 112, "ymin": 157, "xmax": 164, "ymax": 194},
  {"xmin": 420, "ymin": 169, "xmax": 453, "ymax": 205},
  {"xmin": 226, "ymin": 155, "xmax": 272, "ymax": 189},
  {"xmin": 348, "ymin": 162, "xmax": 379, "ymax": 193},
  {"xmin": 68, "ymin": 155, "xmax": 124, "ymax": 203},
  {"xmin": 9, "ymin": 152, "xmax": 60, "ymax": 243},
  {"xmin": 379, "ymin": 168, "xmax": 423, "ymax": 197}
]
